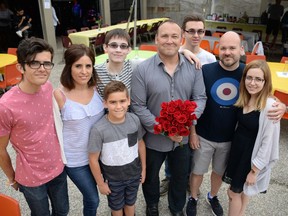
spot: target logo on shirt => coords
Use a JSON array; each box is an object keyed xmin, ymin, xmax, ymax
[{"xmin": 210, "ymin": 78, "xmax": 240, "ymax": 106}]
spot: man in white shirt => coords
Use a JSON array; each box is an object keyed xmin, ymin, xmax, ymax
[{"xmin": 181, "ymin": 15, "xmax": 216, "ymax": 65}]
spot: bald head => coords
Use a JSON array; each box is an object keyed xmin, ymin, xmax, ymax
[
  {"xmin": 220, "ymin": 31, "xmax": 242, "ymax": 47},
  {"xmin": 218, "ymin": 31, "xmax": 244, "ymax": 71}
]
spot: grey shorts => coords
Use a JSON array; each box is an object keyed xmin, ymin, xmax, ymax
[
  {"xmin": 107, "ymin": 177, "xmax": 140, "ymax": 211},
  {"xmin": 191, "ymin": 136, "xmax": 231, "ymax": 175}
]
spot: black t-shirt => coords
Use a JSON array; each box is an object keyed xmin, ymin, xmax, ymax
[{"xmin": 196, "ymin": 62, "xmax": 245, "ymax": 142}]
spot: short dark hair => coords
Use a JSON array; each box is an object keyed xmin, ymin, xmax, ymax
[
  {"xmin": 103, "ymin": 81, "xmax": 129, "ymax": 101},
  {"xmin": 17, "ymin": 37, "xmax": 54, "ymax": 68},
  {"xmin": 181, "ymin": 15, "xmax": 205, "ymax": 30},
  {"xmin": 15, "ymin": 6, "xmax": 24, "ymax": 12},
  {"xmin": 61, "ymin": 44, "xmax": 99, "ymax": 90},
  {"xmin": 104, "ymin": 28, "xmax": 131, "ymax": 47}
]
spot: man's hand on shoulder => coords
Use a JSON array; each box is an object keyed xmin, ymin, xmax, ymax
[{"xmin": 267, "ymin": 101, "xmax": 286, "ymax": 122}]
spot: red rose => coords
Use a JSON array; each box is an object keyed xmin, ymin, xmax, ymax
[
  {"xmin": 178, "ymin": 127, "xmax": 190, "ymax": 136},
  {"xmin": 169, "ymin": 101, "xmax": 177, "ymax": 107},
  {"xmin": 179, "ymin": 104, "xmax": 187, "ymax": 111},
  {"xmin": 168, "ymin": 126, "xmax": 178, "ymax": 136},
  {"xmin": 175, "ymin": 99, "xmax": 183, "ymax": 106},
  {"xmin": 154, "ymin": 124, "xmax": 162, "ymax": 134},
  {"xmin": 166, "ymin": 115, "xmax": 173, "ymax": 121},
  {"xmin": 161, "ymin": 102, "xmax": 168, "ymax": 109},
  {"xmin": 176, "ymin": 114, "xmax": 188, "ymax": 124},
  {"xmin": 158, "ymin": 117, "xmax": 165, "ymax": 124},
  {"xmin": 167, "ymin": 106, "xmax": 176, "ymax": 113},
  {"xmin": 163, "ymin": 120, "xmax": 171, "ymax": 131},
  {"xmin": 154, "ymin": 100, "xmax": 198, "ymax": 139},
  {"xmin": 185, "ymin": 121, "xmax": 193, "ymax": 127},
  {"xmin": 160, "ymin": 109, "xmax": 167, "ymax": 117},
  {"xmin": 189, "ymin": 113, "xmax": 197, "ymax": 121},
  {"xmin": 172, "ymin": 119, "xmax": 179, "ymax": 126},
  {"xmin": 173, "ymin": 111, "xmax": 181, "ymax": 118}
]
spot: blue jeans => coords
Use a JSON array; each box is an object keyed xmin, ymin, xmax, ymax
[
  {"xmin": 65, "ymin": 165, "xmax": 99, "ymax": 216},
  {"xmin": 142, "ymin": 144, "xmax": 189, "ymax": 213},
  {"xmin": 19, "ymin": 170, "xmax": 69, "ymax": 216}
]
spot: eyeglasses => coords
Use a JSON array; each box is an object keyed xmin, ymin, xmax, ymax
[
  {"xmin": 245, "ymin": 76, "xmax": 265, "ymax": 84},
  {"xmin": 25, "ymin": 61, "xmax": 54, "ymax": 70},
  {"xmin": 184, "ymin": 29, "xmax": 205, "ymax": 35},
  {"xmin": 107, "ymin": 43, "xmax": 129, "ymax": 50}
]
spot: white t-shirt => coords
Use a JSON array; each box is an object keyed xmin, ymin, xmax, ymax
[{"xmin": 196, "ymin": 48, "xmax": 217, "ymax": 65}]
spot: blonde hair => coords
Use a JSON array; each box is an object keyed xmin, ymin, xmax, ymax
[{"xmin": 235, "ymin": 60, "xmax": 272, "ymax": 110}]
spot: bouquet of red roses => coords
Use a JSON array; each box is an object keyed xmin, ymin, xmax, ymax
[{"xmin": 153, "ymin": 99, "xmax": 197, "ymax": 139}]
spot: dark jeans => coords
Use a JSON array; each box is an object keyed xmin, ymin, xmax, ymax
[
  {"xmin": 142, "ymin": 144, "xmax": 189, "ymax": 213},
  {"xmin": 19, "ymin": 170, "xmax": 69, "ymax": 216},
  {"xmin": 165, "ymin": 146, "xmax": 193, "ymax": 178},
  {"xmin": 65, "ymin": 165, "xmax": 99, "ymax": 216}
]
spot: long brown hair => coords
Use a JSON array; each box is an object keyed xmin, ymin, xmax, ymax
[
  {"xmin": 61, "ymin": 44, "xmax": 99, "ymax": 90},
  {"xmin": 235, "ymin": 60, "xmax": 272, "ymax": 110}
]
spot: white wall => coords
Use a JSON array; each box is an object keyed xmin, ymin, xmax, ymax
[
  {"xmin": 146, "ymin": 0, "xmax": 288, "ymax": 24},
  {"xmin": 211, "ymin": 0, "xmax": 262, "ymax": 18}
]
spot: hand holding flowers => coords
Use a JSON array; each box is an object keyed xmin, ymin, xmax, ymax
[{"xmin": 153, "ymin": 99, "xmax": 197, "ymax": 146}]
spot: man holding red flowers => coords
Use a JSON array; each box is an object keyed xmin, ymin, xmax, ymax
[
  {"xmin": 130, "ymin": 20, "xmax": 207, "ymax": 216},
  {"xmin": 154, "ymin": 100, "xmax": 198, "ymax": 142}
]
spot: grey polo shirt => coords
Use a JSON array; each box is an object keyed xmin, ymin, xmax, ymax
[{"xmin": 131, "ymin": 53, "xmax": 207, "ymax": 152}]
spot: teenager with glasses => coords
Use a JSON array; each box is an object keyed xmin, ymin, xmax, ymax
[
  {"xmin": 0, "ymin": 37, "xmax": 69, "ymax": 216},
  {"xmin": 223, "ymin": 60, "xmax": 280, "ymax": 216},
  {"xmin": 180, "ymin": 15, "xmax": 216, "ymax": 65},
  {"xmin": 95, "ymin": 28, "xmax": 141, "ymax": 98},
  {"xmin": 53, "ymin": 44, "xmax": 104, "ymax": 216}
]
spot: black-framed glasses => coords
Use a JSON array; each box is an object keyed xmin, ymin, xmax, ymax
[
  {"xmin": 184, "ymin": 29, "xmax": 205, "ymax": 36},
  {"xmin": 107, "ymin": 43, "xmax": 129, "ymax": 50},
  {"xmin": 25, "ymin": 61, "xmax": 54, "ymax": 70},
  {"xmin": 245, "ymin": 76, "xmax": 265, "ymax": 84}
]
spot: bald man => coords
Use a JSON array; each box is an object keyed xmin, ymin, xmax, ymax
[{"xmin": 186, "ymin": 31, "xmax": 286, "ymax": 216}]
